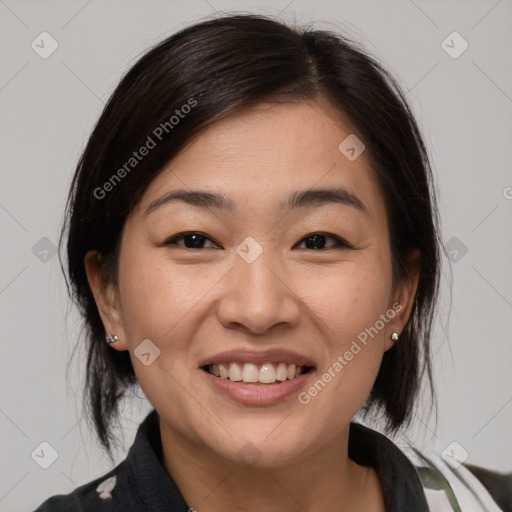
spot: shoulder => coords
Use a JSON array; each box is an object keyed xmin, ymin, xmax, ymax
[
  {"xmin": 463, "ymin": 463, "xmax": 512, "ymax": 511},
  {"xmin": 32, "ymin": 409, "xmax": 189, "ymax": 512},
  {"xmin": 32, "ymin": 471, "xmax": 119, "ymax": 512},
  {"xmin": 350, "ymin": 422, "xmax": 510, "ymax": 512},
  {"xmin": 403, "ymin": 444, "xmax": 510, "ymax": 512}
]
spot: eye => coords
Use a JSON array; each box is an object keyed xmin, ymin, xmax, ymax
[
  {"xmin": 163, "ymin": 231, "xmax": 352, "ymax": 251},
  {"xmin": 163, "ymin": 232, "xmax": 220, "ymax": 249},
  {"xmin": 296, "ymin": 232, "xmax": 352, "ymax": 250}
]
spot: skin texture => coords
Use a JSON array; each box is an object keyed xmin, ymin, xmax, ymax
[{"xmin": 85, "ymin": 98, "xmax": 420, "ymax": 511}]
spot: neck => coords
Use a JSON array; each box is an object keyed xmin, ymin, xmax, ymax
[{"xmin": 159, "ymin": 420, "xmax": 384, "ymax": 512}]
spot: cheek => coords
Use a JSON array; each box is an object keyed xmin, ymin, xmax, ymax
[
  {"xmin": 299, "ymin": 263, "xmax": 391, "ymax": 343},
  {"xmin": 296, "ymin": 264, "xmax": 391, "ymax": 404},
  {"xmin": 117, "ymin": 246, "xmax": 210, "ymax": 343},
  {"xmin": 116, "ymin": 249, "xmax": 205, "ymax": 407}
]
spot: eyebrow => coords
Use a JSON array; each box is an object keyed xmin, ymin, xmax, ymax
[{"xmin": 144, "ymin": 187, "xmax": 368, "ymax": 217}]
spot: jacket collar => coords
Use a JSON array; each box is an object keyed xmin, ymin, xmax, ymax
[
  {"xmin": 110, "ymin": 409, "xmax": 429, "ymax": 511},
  {"xmin": 348, "ymin": 421, "xmax": 430, "ymax": 511}
]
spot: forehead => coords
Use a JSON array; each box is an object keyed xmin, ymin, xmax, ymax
[{"xmin": 134, "ymin": 99, "xmax": 386, "ymax": 222}]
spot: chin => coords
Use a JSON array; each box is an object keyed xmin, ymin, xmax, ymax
[{"xmin": 203, "ymin": 427, "xmax": 314, "ymax": 469}]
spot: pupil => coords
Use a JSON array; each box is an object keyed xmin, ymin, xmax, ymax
[
  {"xmin": 185, "ymin": 234, "xmax": 205, "ymax": 248},
  {"xmin": 305, "ymin": 234, "xmax": 326, "ymax": 250}
]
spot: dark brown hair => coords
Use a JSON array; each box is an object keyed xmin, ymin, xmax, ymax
[{"xmin": 60, "ymin": 14, "xmax": 441, "ymax": 458}]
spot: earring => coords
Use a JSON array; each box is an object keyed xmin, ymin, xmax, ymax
[
  {"xmin": 391, "ymin": 332, "xmax": 400, "ymax": 342},
  {"xmin": 106, "ymin": 334, "xmax": 118, "ymax": 344}
]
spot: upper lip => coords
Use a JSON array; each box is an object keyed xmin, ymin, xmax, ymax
[{"xmin": 198, "ymin": 348, "xmax": 316, "ymax": 368}]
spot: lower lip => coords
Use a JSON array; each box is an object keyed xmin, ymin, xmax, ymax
[{"xmin": 201, "ymin": 369, "xmax": 314, "ymax": 406}]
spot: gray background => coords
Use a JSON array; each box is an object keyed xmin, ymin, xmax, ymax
[{"xmin": 0, "ymin": 0, "xmax": 511, "ymax": 510}]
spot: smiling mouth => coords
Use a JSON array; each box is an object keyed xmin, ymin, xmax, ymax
[{"xmin": 201, "ymin": 362, "xmax": 314, "ymax": 385}]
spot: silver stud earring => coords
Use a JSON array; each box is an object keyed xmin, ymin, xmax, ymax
[
  {"xmin": 106, "ymin": 334, "xmax": 118, "ymax": 344},
  {"xmin": 391, "ymin": 332, "xmax": 400, "ymax": 342}
]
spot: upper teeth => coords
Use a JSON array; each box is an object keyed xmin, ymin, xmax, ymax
[{"xmin": 208, "ymin": 362, "xmax": 306, "ymax": 384}]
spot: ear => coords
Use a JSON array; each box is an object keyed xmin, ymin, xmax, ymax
[
  {"xmin": 84, "ymin": 250, "xmax": 128, "ymax": 351},
  {"xmin": 384, "ymin": 249, "xmax": 421, "ymax": 351}
]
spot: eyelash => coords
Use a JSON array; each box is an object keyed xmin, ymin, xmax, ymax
[{"xmin": 163, "ymin": 231, "xmax": 353, "ymax": 250}]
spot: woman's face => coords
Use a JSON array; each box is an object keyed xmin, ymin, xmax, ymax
[{"xmin": 88, "ymin": 98, "xmax": 418, "ymax": 467}]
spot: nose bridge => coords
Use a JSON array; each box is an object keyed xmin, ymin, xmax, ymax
[
  {"xmin": 238, "ymin": 249, "xmax": 280, "ymax": 302},
  {"xmin": 217, "ymin": 243, "xmax": 300, "ymax": 334}
]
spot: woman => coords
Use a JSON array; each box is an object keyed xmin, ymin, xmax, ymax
[{"xmin": 34, "ymin": 14, "xmax": 510, "ymax": 512}]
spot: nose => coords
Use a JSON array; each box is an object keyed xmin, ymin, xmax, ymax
[{"xmin": 216, "ymin": 252, "xmax": 301, "ymax": 336}]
